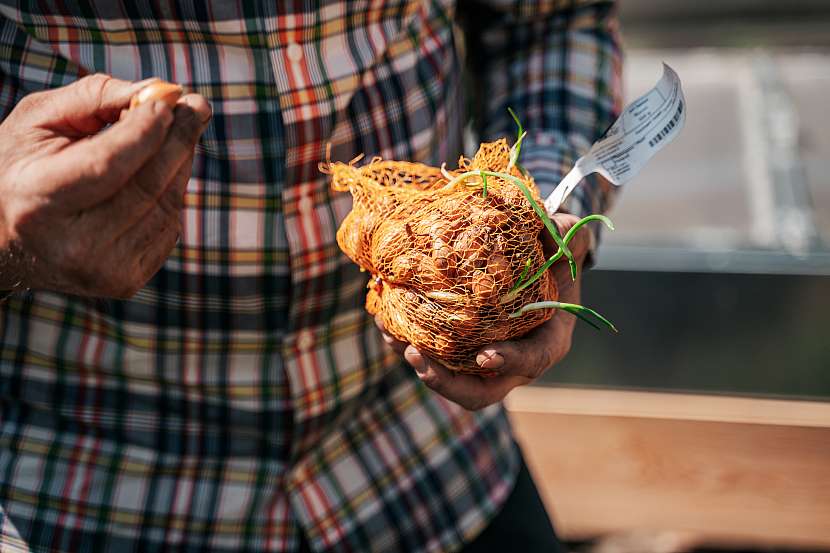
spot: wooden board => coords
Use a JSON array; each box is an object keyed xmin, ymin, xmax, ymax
[{"xmin": 505, "ymin": 387, "xmax": 830, "ymax": 550}]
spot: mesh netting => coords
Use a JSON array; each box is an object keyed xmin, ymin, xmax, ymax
[{"xmin": 324, "ymin": 140, "xmax": 558, "ymax": 375}]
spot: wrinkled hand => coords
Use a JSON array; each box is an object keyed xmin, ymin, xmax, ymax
[
  {"xmin": 0, "ymin": 74, "xmax": 211, "ymax": 298},
  {"xmin": 376, "ymin": 213, "xmax": 591, "ymax": 411}
]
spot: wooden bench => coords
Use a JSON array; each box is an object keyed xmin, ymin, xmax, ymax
[{"xmin": 506, "ymin": 387, "xmax": 830, "ymax": 550}]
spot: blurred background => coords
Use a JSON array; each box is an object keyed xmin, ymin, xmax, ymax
[
  {"xmin": 507, "ymin": 1, "xmax": 830, "ymax": 552},
  {"xmin": 551, "ymin": 0, "xmax": 830, "ymax": 398}
]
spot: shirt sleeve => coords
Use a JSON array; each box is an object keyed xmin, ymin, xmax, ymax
[
  {"xmin": 0, "ymin": 15, "xmax": 26, "ymax": 123},
  {"xmin": 458, "ymin": 0, "xmax": 623, "ymax": 256},
  {"xmin": 0, "ymin": 65, "xmax": 17, "ymax": 123}
]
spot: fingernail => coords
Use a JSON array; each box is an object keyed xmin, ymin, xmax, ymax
[
  {"xmin": 175, "ymin": 103, "xmax": 198, "ymax": 124},
  {"xmin": 412, "ymin": 355, "xmax": 426, "ymax": 376},
  {"xmin": 173, "ymin": 107, "xmax": 203, "ymax": 140},
  {"xmin": 200, "ymin": 101, "xmax": 213, "ymax": 125},
  {"xmin": 476, "ymin": 349, "xmax": 504, "ymax": 369},
  {"xmin": 404, "ymin": 347, "xmax": 427, "ymax": 376},
  {"xmin": 150, "ymin": 100, "xmax": 173, "ymax": 115},
  {"xmin": 151, "ymin": 100, "xmax": 174, "ymax": 121},
  {"xmin": 180, "ymin": 95, "xmax": 213, "ymax": 126}
]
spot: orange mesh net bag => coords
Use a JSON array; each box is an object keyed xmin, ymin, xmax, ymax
[{"xmin": 323, "ymin": 138, "xmax": 615, "ymax": 375}]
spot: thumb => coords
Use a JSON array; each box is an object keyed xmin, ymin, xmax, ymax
[
  {"xmin": 475, "ymin": 317, "xmax": 570, "ymax": 378},
  {"xmin": 31, "ymin": 74, "xmax": 160, "ymax": 134}
]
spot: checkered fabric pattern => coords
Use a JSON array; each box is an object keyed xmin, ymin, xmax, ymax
[{"xmin": 0, "ymin": 1, "xmax": 621, "ymax": 551}]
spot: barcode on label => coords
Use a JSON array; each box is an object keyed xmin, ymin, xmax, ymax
[{"xmin": 648, "ymin": 100, "xmax": 684, "ymax": 148}]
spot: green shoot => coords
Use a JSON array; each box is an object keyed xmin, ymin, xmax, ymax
[
  {"xmin": 481, "ymin": 171, "xmax": 488, "ymax": 198},
  {"xmin": 507, "ymin": 131, "xmax": 526, "ymax": 173},
  {"xmin": 443, "ymin": 169, "xmax": 574, "ymax": 276},
  {"xmin": 508, "ymin": 301, "xmax": 618, "ymax": 333},
  {"xmin": 507, "ymin": 107, "xmax": 524, "ymax": 169},
  {"xmin": 515, "ymin": 258, "xmax": 532, "ymax": 289},
  {"xmin": 440, "ymin": 162, "xmax": 452, "ymax": 181},
  {"xmin": 506, "ymin": 214, "xmax": 615, "ymax": 300},
  {"xmin": 441, "ymin": 108, "xmax": 618, "ymax": 334}
]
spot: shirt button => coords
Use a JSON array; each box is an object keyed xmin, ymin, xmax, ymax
[
  {"xmin": 297, "ymin": 330, "xmax": 314, "ymax": 352},
  {"xmin": 298, "ymin": 194, "xmax": 314, "ymax": 216},
  {"xmin": 286, "ymin": 42, "xmax": 303, "ymax": 63}
]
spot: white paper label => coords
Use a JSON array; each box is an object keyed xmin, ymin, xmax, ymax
[{"xmin": 544, "ymin": 63, "xmax": 686, "ymax": 213}]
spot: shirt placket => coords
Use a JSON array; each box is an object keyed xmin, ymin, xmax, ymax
[{"xmin": 258, "ymin": 5, "xmax": 352, "ymax": 456}]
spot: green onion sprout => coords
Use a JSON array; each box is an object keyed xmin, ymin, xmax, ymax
[
  {"xmin": 508, "ymin": 301, "xmax": 618, "ymax": 333},
  {"xmin": 443, "ymin": 108, "xmax": 618, "ymax": 333}
]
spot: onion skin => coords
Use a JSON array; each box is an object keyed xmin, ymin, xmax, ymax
[
  {"xmin": 471, "ymin": 207, "xmax": 509, "ymax": 229},
  {"xmin": 130, "ymin": 81, "xmax": 183, "ymax": 110},
  {"xmin": 431, "ymin": 240, "xmax": 456, "ymax": 277},
  {"xmin": 365, "ymin": 284, "xmax": 382, "ymax": 315},
  {"xmin": 336, "ymin": 211, "xmax": 366, "ymax": 262},
  {"xmin": 471, "ymin": 271, "xmax": 497, "ymax": 302},
  {"xmin": 417, "ymin": 254, "xmax": 451, "ymax": 290},
  {"xmin": 486, "ymin": 252, "xmax": 512, "ymax": 288},
  {"xmin": 388, "ymin": 253, "xmax": 419, "ymax": 284},
  {"xmin": 372, "ymin": 221, "xmax": 408, "ymax": 258},
  {"xmin": 447, "ymin": 304, "xmax": 479, "ymax": 331}
]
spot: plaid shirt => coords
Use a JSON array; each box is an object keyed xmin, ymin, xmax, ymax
[{"xmin": 0, "ymin": 1, "xmax": 621, "ymax": 551}]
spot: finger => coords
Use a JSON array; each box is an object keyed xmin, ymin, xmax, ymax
[
  {"xmin": 66, "ymin": 225, "xmax": 178, "ymax": 299},
  {"xmin": 42, "ymin": 99, "xmax": 174, "ymax": 208},
  {"xmin": 374, "ymin": 315, "xmax": 408, "ymax": 355},
  {"xmin": 127, "ymin": 92, "xmax": 210, "ymax": 204},
  {"xmin": 543, "ymin": 212, "xmax": 591, "ymax": 269},
  {"xmin": 137, "ymin": 224, "xmax": 180, "ymax": 286},
  {"xmin": 40, "ymin": 213, "xmax": 176, "ymax": 300},
  {"xmin": 74, "ymin": 144, "xmax": 191, "ymax": 256},
  {"xmin": 88, "ymin": 93, "xmax": 210, "ymax": 233},
  {"xmin": 475, "ymin": 311, "xmax": 575, "ymax": 378},
  {"xmin": 128, "ymin": 148, "xmax": 193, "ymax": 241},
  {"xmin": 161, "ymin": 150, "xmax": 195, "ymax": 215},
  {"xmin": 108, "ymin": 226, "xmax": 179, "ymax": 299},
  {"xmin": 32, "ymin": 74, "xmax": 160, "ymax": 133},
  {"xmin": 105, "ymin": 201, "xmax": 182, "ymax": 298},
  {"xmin": 404, "ymin": 346, "xmax": 526, "ymax": 410},
  {"xmin": 175, "ymin": 92, "xmax": 213, "ymax": 126}
]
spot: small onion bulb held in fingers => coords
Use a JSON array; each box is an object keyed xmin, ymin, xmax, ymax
[{"xmin": 129, "ymin": 81, "xmax": 183, "ymax": 110}]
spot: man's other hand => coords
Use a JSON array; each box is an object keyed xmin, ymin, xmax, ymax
[{"xmin": 0, "ymin": 74, "xmax": 211, "ymax": 298}]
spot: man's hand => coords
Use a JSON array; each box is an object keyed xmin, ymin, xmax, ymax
[
  {"xmin": 376, "ymin": 213, "xmax": 591, "ymax": 411},
  {"xmin": 0, "ymin": 74, "xmax": 211, "ymax": 298}
]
